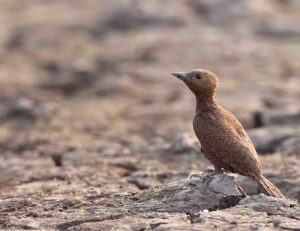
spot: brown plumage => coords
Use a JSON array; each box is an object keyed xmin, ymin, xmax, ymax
[{"xmin": 171, "ymin": 69, "xmax": 285, "ymax": 198}]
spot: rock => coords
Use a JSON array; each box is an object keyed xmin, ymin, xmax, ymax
[
  {"xmin": 91, "ymin": 0, "xmax": 183, "ymax": 37},
  {"xmin": 276, "ymin": 136, "xmax": 300, "ymax": 155},
  {"xmin": 51, "ymin": 154, "xmax": 63, "ymax": 167},
  {"xmin": 238, "ymin": 171, "xmax": 300, "ymax": 201},
  {"xmin": 248, "ymin": 125, "xmax": 300, "ymax": 154},
  {"xmin": 269, "ymin": 112, "xmax": 300, "ymax": 126},
  {"xmin": 279, "ymin": 222, "xmax": 300, "ymax": 230},
  {"xmin": 94, "ymin": 77, "xmax": 121, "ymax": 97},
  {"xmin": 57, "ymin": 213, "xmax": 124, "ymax": 231},
  {"xmin": 256, "ymin": 25, "xmax": 300, "ymax": 39},
  {"xmin": 2, "ymin": 96, "xmax": 48, "ymax": 123},
  {"xmin": 237, "ymin": 194, "xmax": 297, "ymax": 215},
  {"xmin": 40, "ymin": 59, "xmax": 98, "ymax": 95},
  {"xmin": 127, "ymin": 177, "xmax": 159, "ymax": 190},
  {"xmin": 237, "ymin": 175, "xmax": 261, "ymax": 195},
  {"xmin": 65, "ymin": 213, "xmax": 183, "ymax": 231},
  {"xmin": 114, "ymin": 161, "xmax": 139, "ymax": 172},
  {"xmin": 5, "ymin": 30, "xmax": 26, "ymax": 51},
  {"xmin": 14, "ymin": 219, "xmax": 40, "ymax": 230},
  {"xmin": 130, "ymin": 169, "xmax": 243, "ymax": 214},
  {"xmin": 0, "ymin": 198, "xmax": 33, "ymax": 213},
  {"xmin": 252, "ymin": 111, "xmax": 266, "ymax": 128},
  {"xmin": 167, "ymin": 133, "xmax": 200, "ymax": 154},
  {"xmin": 266, "ymin": 173, "xmax": 300, "ymax": 201},
  {"xmin": 189, "ymin": 0, "xmax": 252, "ymax": 26},
  {"xmin": 2, "ymin": 137, "xmax": 49, "ymax": 154},
  {"xmin": 262, "ymin": 96, "xmax": 286, "ymax": 109},
  {"xmin": 246, "ymin": 111, "xmax": 300, "ymax": 154},
  {"xmin": 194, "ymin": 194, "xmax": 300, "ymax": 231},
  {"xmin": 40, "ymin": 58, "xmax": 123, "ymax": 96}
]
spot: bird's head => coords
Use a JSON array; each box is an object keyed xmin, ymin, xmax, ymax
[{"xmin": 171, "ymin": 69, "xmax": 219, "ymax": 98}]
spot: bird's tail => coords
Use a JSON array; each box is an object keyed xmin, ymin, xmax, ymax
[{"xmin": 255, "ymin": 175, "xmax": 285, "ymax": 199}]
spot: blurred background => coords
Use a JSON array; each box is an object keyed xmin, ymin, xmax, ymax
[{"xmin": 0, "ymin": 0, "xmax": 300, "ymax": 221}]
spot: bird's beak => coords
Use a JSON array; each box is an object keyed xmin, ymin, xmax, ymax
[{"xmin": 171, "ymin": 72, "xmax": 188, "ymax": 81}]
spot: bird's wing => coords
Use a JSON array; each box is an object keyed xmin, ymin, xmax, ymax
[
  {"xmin": 193, "ymin": 110, "xmax": 262, "ymax": 175},
  {"xmin": 220, "ymin": 108, "xmax": 258, "ymax": 156}
]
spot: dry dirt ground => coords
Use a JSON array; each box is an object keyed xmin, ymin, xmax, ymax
[{"xmin": 0, "ymin": 0, "xmax": 300, "ymax": 230}]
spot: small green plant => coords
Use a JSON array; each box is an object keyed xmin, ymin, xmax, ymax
[
  {"xmin": 16, "ymin": 187, "xmax": 24, "ymax": 193},
  {"xmin": 274, "ymin": 152, "xmax": 283, "ymax": 163},
  {"xmin": 0, "ymin": 128, "xmax": 9, "ymax": 138},
  {"xmin": 121, "ymin": 204, "xmax": 129, "ymax": 212},
  {"xmin": 76, "ymin": 208, "xmax": 87, "ymax": 216},
  {"xmin": 71, "ymin": 187, "xmax": 81, "ymax": 196},
  {"xmin": 146, "ymin": 160, "xmax": 159, "ymax": 172},
  {"xmin": 153, "ymin": 186, "xmax": 161, "ymax": 193},
  {"xmin": 120, "ymin": 191, "xmax": 129, "ymax": 196},
  {"xmin": 184, "ymin": 214, "xmax": 191, "ymax": 224},
  {"xmin": 240, "ymin": 213, "xmax": 250, "ymax": 222},
  {"xmin": 40, "ymin": 191, "xmax": 48, "ymax": 199}
]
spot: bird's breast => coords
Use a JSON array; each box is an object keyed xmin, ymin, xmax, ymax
[{"xmin": 193, "ymin": 112, "xmax": 230, "ymax": 149}]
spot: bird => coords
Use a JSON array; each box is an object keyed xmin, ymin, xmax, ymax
[{"xmin": 171, "ymin": 69, "xmax": 285, "ymax": 198}]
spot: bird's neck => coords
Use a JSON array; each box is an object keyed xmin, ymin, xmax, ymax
[{"xmin": 195, "ymin": 94, "xmax": 217, "ymax": 113}]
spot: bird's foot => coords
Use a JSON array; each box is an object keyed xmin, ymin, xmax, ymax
[
  {"xmin": 188, "ymin": 172, "xmax": 202, "ymax": 179},
  {"xmin": 236, "ymin": 182, "xmax": 247, "ymax": 197},
  {"xmin": 215, "ymin": 168, "xmax": 227, "ymax": 176}
]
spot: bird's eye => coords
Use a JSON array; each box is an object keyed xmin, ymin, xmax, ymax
[{"xmin": 196, "ymin": 74, "xmax": 202, "ymax": 79}]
